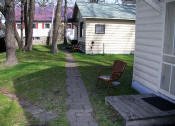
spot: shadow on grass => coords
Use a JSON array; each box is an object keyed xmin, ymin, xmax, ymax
[
  {"xmin": 0, "ymin": 45, "xmax": 137, "ymax": 126},
  {"xmin": 71, "ymin": 52, "xmax": 137, "ymax": 126},
  {"xmin": 12, "ymin": 59, "xmax": 135, "ymax": 125},
  {"xmin": 12, "ymin": 66, "xmax": 67, "ymax": 126},
  {"xmin": 0, "ymin": 46, "xmax": 68, "ymax": 126}
]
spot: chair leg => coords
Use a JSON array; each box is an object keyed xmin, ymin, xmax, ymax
[
  {"xmin": 96, "ymin": 79, "xmax": 100, "ymax": 87},
  {"xmin": 107, "ymin": 82, "xmax": 110, "ymax": 94}
]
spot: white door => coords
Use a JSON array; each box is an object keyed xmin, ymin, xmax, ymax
[{"xmin": 160, "ymin": 1, "xmax": 175, "ymax": 100}]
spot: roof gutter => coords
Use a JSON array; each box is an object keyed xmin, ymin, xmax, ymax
[{"xmin": 83, "ymin": 17, "xmax": 136, "ymax": 21}]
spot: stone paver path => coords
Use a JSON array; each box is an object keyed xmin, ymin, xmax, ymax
[
  {"xmin": 0, "ymin": 89, "xmax": 57, "ymax": 122},
  {"xmin": 65, "ymin": 51, "xmax": 98, "ymax": 126}
]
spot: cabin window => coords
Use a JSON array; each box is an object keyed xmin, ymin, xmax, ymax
[
  {"xmin": 33, "ymin": 23, "xmax": 37, "ymax": 28},
  {"xmin": 164, "ymin": 2, "xmax": 175, "ymax": 55},
  {"xmin": 45, "ymin": 23, "xmax": 50, "ymax": 29},
  {"xmin": 17, "ymin": 24, "xmax": 21, "ymax": 29},
  {"xmin": 160, "ymin": 1, "xmax": 175, "ymax": 96},
  {"xmin": 36, "ymin": 37, "xmax": 40, "ymax": 40},
  {"xmin": 67, "ymin": 24, "xmax": 72, "ymax": 29},
  {"xmin": 32, "ymin": 37, "xmax": 40, "ymax": 40},
  {"xmin": 95, "ymin": 24, "xmax": 105, "ymax": 34},
  {"xmin": 80, "ymin": 22, "xmax": 83, "ymax": 37}
]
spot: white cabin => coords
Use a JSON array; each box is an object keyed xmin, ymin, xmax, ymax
[
  {"xmin": 132, "ymin": 0, "xmax": 175, "ymax": 102},
  {"xmin": 15, "ymin": 22, "xmax": 74, "ymax": 45},
  {"xmin": 15, "ymin": 6, "xmax": 74, "ymax": 45},
  {"xmin": 71, "ymin": 2, "xmax": 136, "ymax": 54}
]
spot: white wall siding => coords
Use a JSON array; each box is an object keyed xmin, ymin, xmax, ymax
[
  {"xmin": 85, "ymin": 19, "xmax": 135, "ymax": 54},
  {"xmin": 16, "ymin": 22, "xmax": 74, "ymax": 39},
  {"xmin": 16, "ymin": 22, "xmax": 52, "ymax": 37},
  {"xmin": 133, "ymin": 0, "xmax": 164, "ymax": 91}
]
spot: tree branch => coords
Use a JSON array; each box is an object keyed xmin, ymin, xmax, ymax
[
  {"xmin": 0, "ymin": 18, "xmax": 21, "ymax": 48},
  {"xmin": 0, "ymin": 20, "xmax": 5, "ymax": 30},
  {"xmin": 0, "ymin": 5, "xmax": 5, "ymax": 15}
]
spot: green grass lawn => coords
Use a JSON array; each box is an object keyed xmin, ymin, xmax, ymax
[
  {"xmin": 0, "ymin": 46, "xmax": 69, "ymax": 126},
  {"xmin": 72, "ymin": 53, "xmax": 138, "ymax": 126}
]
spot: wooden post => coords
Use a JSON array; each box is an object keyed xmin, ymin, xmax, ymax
[{"xmin": 103, "ymin": 43, "xmax": 104, "ymax": 55}]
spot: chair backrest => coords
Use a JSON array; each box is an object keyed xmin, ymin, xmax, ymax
[{"xmin": 110, "ymin": 60, "xmax": 127, "ymax": 80}]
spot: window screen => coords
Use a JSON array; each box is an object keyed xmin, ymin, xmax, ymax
[
  {"xmin": 33, "ymin": 24, "xmax": 37, "ymax": 28},
  {"xmin": 67, "ymin": 24, "xmax": 72, "ymax": 29},
  {"xmin": 170, "ymin": 66, "xmax": 175, "ymax": 95},
  {"xmin": 17, "ymin": 24, "xmax": 21, "ymax": 29},
  {"xmin": 161, "ymin": 64, "xmax": 171, "ymax": 92},
  {"xmin": 95, "ymin": 24, "xmax": 105, "ymax": 34},
  {"xmin": 164, "ymin": 2, "xmax": 175, "ymax": 55}
]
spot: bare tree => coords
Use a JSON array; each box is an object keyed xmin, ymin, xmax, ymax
[
  {"xmin": 24, "ymin": 0, "xmax": 29, "ymax": 46},
  {"xmin": 63, "ymin": 0, "xmax": 67, "ymax": 45},
  {"xmin": 4, "ymin": 0, "xmax": 18, "ymax": 66},
  {"xmin": 0, "ymin": 18, "xmax": 5, "ymax": 31},
  {"xmin": 20, "ymin": 0, "xmax": 24, "ymax": 51},
  {"xmin": 36, "ymin": 0, "xmax": 52, "ymax": 7},
  {"xmin": 89, "ymin": 0, "xmax": 98, "ymax": 3},
  {"xmin": 121, "ymin": 0, "xmax": 136, "ymax": 4},
  {"xmin": 0, "ymin": 1, "xmax": 23, "ymax": 50},
  {"xmin": 48, "ymin": 5, "xmax": 55, "ymax": 45},
  {"xmin": 25, "ymin": 0, "xmax": 35, "ymax": 51},
  {"xmin": 51, "ymin": 0, "xmax": 63, "ymax": 54}
]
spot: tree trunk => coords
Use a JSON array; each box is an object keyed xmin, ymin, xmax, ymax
[
  {"xmin": 0, "ymin": 6, "xmax": 22, "ymax": 50},
  {"xmin": 48, "ymin": 5, "xmax": 55, "ymax": 45},
  {"xmin": 25, "ymin": 0, "xmax": 35, "ymax": 51},
  {"xmin": 4, "ymin": 0, "xmax": 18, "ymax": 66},
  {"xmin": 20, "ymin": 0, "xmax": 24, "ymax": 51},
  {"xmin": 0, "ymin": 17, "xmax": 22, "ymax": 50},
  {"xmin": 64, "ymin": 0, "xmax": 67, "ymax": 45},
  {"xmin": 24, "ymin": 0, "xmax": 29, "ymax": 46},
  {"xmin": 51, "ymin": 0, "xmax": 63, "ymax": 54},
  {"xmin": 14, "ymin": 28, "xmax": 22, "ymax": 49},
  {"xmin": 0, "ymin": 20, "xmax": 5, "ymax": 30}
]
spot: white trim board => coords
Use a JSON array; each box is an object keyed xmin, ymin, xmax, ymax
[{"xmin": 144, "ymin": 0, "xmax": 161, "ymax": 13}]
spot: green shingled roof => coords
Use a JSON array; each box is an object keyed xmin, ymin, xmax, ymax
[{"xmin": 76, "ymin": 2, "xmax": 136, "ymax": 20}]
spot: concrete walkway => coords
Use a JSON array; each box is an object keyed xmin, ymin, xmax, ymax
[{"xmin": 65, "ymin": 51, "xmax": 98, "ymax": 126}]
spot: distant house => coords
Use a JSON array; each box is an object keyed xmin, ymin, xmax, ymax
[
  {"xmin": 132, "ymin": 0, "xmax": 175, "ymax": 102},
  {"xmin": 15, "ymin": 6, "xmax": 74, "ymax": 45},
  {"xmin": 71, "ymin": 2, "xmax": 136, "ymax": 54}
]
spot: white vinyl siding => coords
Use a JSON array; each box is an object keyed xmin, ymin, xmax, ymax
[
  {"xmin": 85, "ymin": 19, "xmax": 135, "ymax": 54},
  {"xmin": 133, "ymin": 0, "xmax": 164, "ymax": 91}
]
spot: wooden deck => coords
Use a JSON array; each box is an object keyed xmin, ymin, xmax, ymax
[{"xmin": 105, "ymin": 94, "xmax": 175, "ymax": 126}]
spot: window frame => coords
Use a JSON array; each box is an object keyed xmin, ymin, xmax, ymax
[
  {"xmin": 35, "ymin": 37, "xmax": 40, "ymax": 40},
  {"xmin": 17, "ymin": 24, "xmax": 21, "ymax": 29},
  {"xmin": 67, "ymin": 23, "xmax": 72, "ymax": 29},
  {"xmin": 95, "ymin": 24, "xmax": 105, "ymax": 34},
  {"xmin": 45, "ymin": 23, "xmax": 50, "ymax": 29},
  {"xmin": 33, "ymin": 23, "xmax": 37, "ymax": 29}
]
